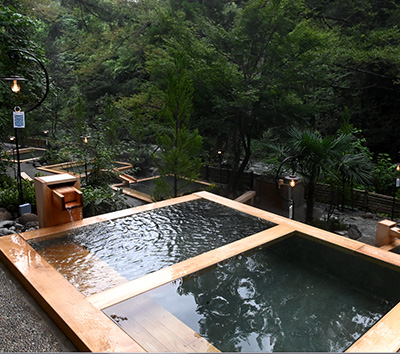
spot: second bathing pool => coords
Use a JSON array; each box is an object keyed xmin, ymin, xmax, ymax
[{"xmin": 104, "ymin": 234, "xmax": 400, "ymax": 352}]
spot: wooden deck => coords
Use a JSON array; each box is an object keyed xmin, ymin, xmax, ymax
[
  {"xmin": 105, "ymin": 295, "xmax": 219, "ymax": 352},
  {"xmin": 346, "ymin": 301, "xmax": 400, "ymax": 352},
  {"xmin": 0, "ymin": 191, "xmax": 400, "ymax": 352}
]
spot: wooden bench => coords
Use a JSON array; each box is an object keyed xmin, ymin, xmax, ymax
[
  {"xmin": 234, "ymin": 190, "xmax": 256, "ymax": 205},
  {"xmin": 118, "ymin": 173, "xmax": 138, "ymax": 185},
  {"xmin": 21, "ymin": 172, "xmax": 33, "ymax": 181}
]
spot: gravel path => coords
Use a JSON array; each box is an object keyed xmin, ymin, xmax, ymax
[{"xmin": 0, "ymin": 261, "xmax": 76, "ymax": 352}]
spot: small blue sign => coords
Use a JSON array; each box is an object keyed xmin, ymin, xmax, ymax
[{"xmin": 13, "ymin": 111, "xmax": 25, "ymax": 128}]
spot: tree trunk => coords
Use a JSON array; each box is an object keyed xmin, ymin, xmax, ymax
[
  {"xmin": 305, "ymin": 182, "xmax": 315, "ymax": 224},
  {"xmin": 231, "ymin": 135, "xmax": 252, "ymax": 193},
  {"xmin": 174, "ymin": 173, "xmax": 178, "ymax": 197}
]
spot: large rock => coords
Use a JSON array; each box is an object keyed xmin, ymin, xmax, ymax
[
  {"xmin": 17, "ymin": 213, "xmax": 38, "ymax": 225},
  {"xmin": 347, "ymin": 224, "xmax": 362, "ymax": 240},
  {"xmin": 0, "ymin": 208, "xmax": 12, "ymax": 221}
]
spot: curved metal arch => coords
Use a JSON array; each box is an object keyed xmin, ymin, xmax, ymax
[
  {"xmin": 275, "ymin": 155, "xmax": 297, "ymax": 202},
  {"xmin": 8, "ymin": 49, "xmax": 50, "ymax": 113}
]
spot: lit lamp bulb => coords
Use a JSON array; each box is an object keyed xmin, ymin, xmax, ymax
[
  {"xmin": 11, "ymin": 79, "xmax": 21, "ymax": 93},
  {"xmin": 83, "ymin": 136, "xmax": 88, "ymax": 144},
  {"xmin": 290, "ymin": 179, "xmax": 296, "ymax": 188},
  {"xmin": 397, "ymin": 164, "xmax": 400, "ymax": 172},
  {"xmin": 4, "ymin": 76, "xmax": 26, "ymax": 94}
]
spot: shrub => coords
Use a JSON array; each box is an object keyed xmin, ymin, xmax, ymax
[
  {"xmin": 0, "ymin": 178, "xmax": 36, "ymax": 216},
  {"xmin": 82, "ymin": 185, "xmax": 128, "ymax": 217}
]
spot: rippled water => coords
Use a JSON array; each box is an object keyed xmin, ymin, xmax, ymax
[
  {"xmin": 31, "ymin": 199, "xmax": 274, "ymax": 295},
  {"xmin": 105, "ymin": 234, "xmax": 400, "ymax": 352}
]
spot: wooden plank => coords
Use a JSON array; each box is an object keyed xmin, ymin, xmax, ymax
[
  {"xmin": 87, "ymin": 224, "xmax": 294, "ymax": 310},
  {"xmin": 21, "ymin": 172, "xmax": 33, "ymax": 181},
  {"xmin": 107, "ymin": 295, "xmax": 219, "ymax": 352},
  {"xmin": 135, "ymin": 296, "xmax": 219, "ymax": 352},
  {"xmin": 118, "ymin": 174, "xmax": 138, "ymax": 184},
  {"xmin": 0, "ymin": 235, "xmax": 145, "ymax": 353},
  {"xmin": 136, "ymin": 175, "xmax": 161, "ymax": 183},
  {"xmin": 113, "ymin": 161, "xmax": 133, "ymax": 172},
  {"xmin": 346, "ymin": 301, "xmax": 400, "ymax": 352},
  {"xmin": 35, "ymin": 173, "xmax": 77, "ymax": 185},
  {"xmin": 234, "ymin": 190, "xmax": 256, "ymax": 205},
  {"xmin": 380, "ymin": 239, "xmax": 400, "ymax": 252},
  {"xmin": 357, "ymin": 244, "xmax": 400, "ymax": 267}
]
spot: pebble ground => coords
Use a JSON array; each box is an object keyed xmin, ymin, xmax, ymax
[{"xmin": 0, "ymin": 261, "xmax": 76, "ymax": 352}]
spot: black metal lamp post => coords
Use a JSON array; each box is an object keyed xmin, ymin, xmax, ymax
[
  {"xmin": 217, "ymin": 150, "xmax": 222, "ymax": 184},
  {"xmin": 43, "ymin": 130, "xmax": 49, "ymax": 147},
  {"xmin": 276, "ymin": 156, "xmax": 299, "ymax": 220},
  {"xmin": 391, "ymin": 164, "xmax": 400, "ymax": 220},
  {"xmin": 285, "ymin": 174, "xmax": 300, "ymax": 219},
  {"xmin": 4, "ymin": 49, "xmax": 49, "ymax": 209},
  {"xmin": 82, "ymin": 136, "xmax": 89, "ymax": 185},
  {"xmin": 9, "ymin": 136, "xmax": 16, "ymax": 178}
]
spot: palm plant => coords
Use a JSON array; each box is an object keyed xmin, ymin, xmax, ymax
[
  {"xmin": 286, "ymin": 127, "xmax": 373, "ymax": 223},
  {"xmin": 330, "ymin": 152, "xmax": 374, "ymax": 210}
]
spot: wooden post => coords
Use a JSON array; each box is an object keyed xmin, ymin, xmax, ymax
[{"xmin": 375, "ymin": 219, "xmax": 397, "ymax": 247}]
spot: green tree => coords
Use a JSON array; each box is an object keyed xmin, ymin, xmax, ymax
[
  {"xmin": 183, "ymin": 0, "xmax": 336, "ymax": 193},
  {"xmin": 305, "ymin": 0, "xmax": 400, "ymax": 158},
  {"xmin": 150, "ymin": 49, "xmax": 202, "ymax": 199},
  {"xmin": 0, "ymin": 2, "xmax": 45, "ymax": 141}
]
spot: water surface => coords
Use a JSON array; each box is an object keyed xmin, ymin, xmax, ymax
[
  {"xmin": 104, "ymin": 235, "xmax": 400, "ymax": 352},
  {"xmin": 31, "ymin": 199, "xmax": 274, "ymax": 295}
]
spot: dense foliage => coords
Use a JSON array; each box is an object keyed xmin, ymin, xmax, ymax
[{"xmin": 1, "ymin": 0, "xmax": 400, "ymax": 210}]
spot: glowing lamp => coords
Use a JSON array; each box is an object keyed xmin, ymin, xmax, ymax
[
  {"xmin": 4, "ymin": 75, "xmax": 27, "ymax": 94},
  {"xmin": 285, "ymin": 174, "xmax": 300, "ymax": 188}
]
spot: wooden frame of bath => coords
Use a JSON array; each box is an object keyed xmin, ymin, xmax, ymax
[
  {"xmin": 5, "ymin": 147, "xmax": 46, "ymax": 163},
  {"xmin": 111, "ymin": 175, "xmax": 214, "ymax": 203},
  {"xmin": 1, "ymin": 191, "xmax": 400, "ymax": 352},
  {"xmin": 37, "ymin": 160, "xmax": 132, "ymax": 177}
]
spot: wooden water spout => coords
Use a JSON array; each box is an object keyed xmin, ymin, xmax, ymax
[
  {"xmin": 376, "ymin": 219, "xmax": 400, "ymax": 250},
  {"xmin": 52, "ymin": 185, "xmax": 83, "ymax": 210},
  {"xmin": 34, "ymin": 174, "xmax": 84, "ymax": 228}
]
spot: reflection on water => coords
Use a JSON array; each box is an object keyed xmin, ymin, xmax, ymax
[
  {"xmin": 106, "ymin": 235, "xmax": 400, "ymax": 352},
  {"xmin": 30, "ymin": 199, "xmax": 274, "ymax": 296}
]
